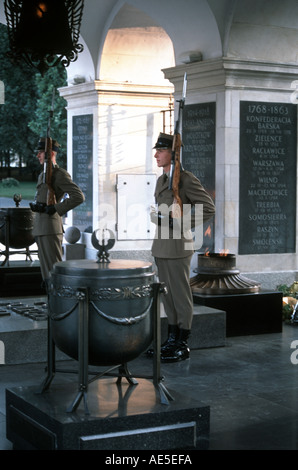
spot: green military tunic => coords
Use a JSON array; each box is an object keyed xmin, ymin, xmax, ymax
[
  {"xmin": 32, "ymin": 165, "xmax": 85, "ymax": 281},
  {"xmin": 151, "ymin": 169, "xmax": 215, "ymax": 329}
]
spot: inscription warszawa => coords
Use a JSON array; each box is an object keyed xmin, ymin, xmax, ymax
[{"xmin": 239, "ymin": 101, "xmax": 297, "ymax": 254}]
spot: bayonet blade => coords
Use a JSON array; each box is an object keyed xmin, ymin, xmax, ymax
[{"xmin": 182, "ymin": 72, "xmax": 187, "ymax": 103}]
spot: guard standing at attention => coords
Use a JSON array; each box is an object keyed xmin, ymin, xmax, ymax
[
  {"xmin": 30, "ymin": 137, "xmax": 85, "ymax": 286},
  {"xmin": 150, "ymin": 132, "xmax": 215, "ymax": 362}
]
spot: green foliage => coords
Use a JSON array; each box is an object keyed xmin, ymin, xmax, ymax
[
  {"xmin": 276, "ymin": 284, "xmax": 294, "ymax": 297},
  {"xmin": 276, "ymin": 283, "xmax": 298, "ymax": 323},
  {"xmin": 282, "ymin": 303, "xmax": 294, "ymax": 323},
  {"xmin": 0, "ymin": 181, "xmax": 36, "ymax": 200},
  {"xmin": 29, "ymin": 65, "xmax": 68, "ymax": 168},
  {"xmin": 1, "ymin": 177, "xmax": 19, "ymax": 187},
  {"xmin": 0, "ymin": 23, "xmax": 37, "ymax": 171},
  {"xmin": 0, "ymin": 23, "xmax": 68, "ymax": 178}
]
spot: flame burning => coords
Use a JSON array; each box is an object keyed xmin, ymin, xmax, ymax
[
  {"xmin": 204, "ymin": 225, "xmax": 212, "ymax": 238},
  {"xmin": 204, "ymin": 249, "xmax": 230, "ymax": 257},
  {"xmin": 219, "ymin": 249, "xmax": 230, "ymax": 256}
]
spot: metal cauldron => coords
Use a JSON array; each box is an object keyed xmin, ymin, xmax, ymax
[
  {"xmin": 0, "ymin": 207, "xmax": 35, "ymax": 249},
  {"xmin": 48, "ymin": 259, "xmax": 155, "ymax": 366}
]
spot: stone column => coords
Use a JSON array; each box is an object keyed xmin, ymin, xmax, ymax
[
  {"xmin": 60, "ymin": 80, "xmax": 173, "ymax": 258},
  {"xmin": 164, "ymin": 58, "xmax": 298, "ymax": 279}
]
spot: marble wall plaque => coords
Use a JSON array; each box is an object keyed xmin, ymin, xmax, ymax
[
  {"xmin": 182, "ymin": 102, "xmax": 216, "ymax": 252},
  {"xmin": 239, "ymin": 101, "xmax": 297, "ymax": 254},
  {"xmin": 72, "ymin": 114, "xmax": 93, "ymax": 232}
]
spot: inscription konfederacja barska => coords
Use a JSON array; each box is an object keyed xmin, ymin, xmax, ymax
[{"xmin": 239, "ymin": 101, "xmax": 297, "ymax": 254}]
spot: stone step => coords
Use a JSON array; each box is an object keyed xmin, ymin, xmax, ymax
[{"xmin": 159, "ymin": 304, "xmax": 226, "ymax": 349}]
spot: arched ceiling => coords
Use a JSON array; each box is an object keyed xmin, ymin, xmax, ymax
[
  {"xmin": 99, "ymin": 5, "xmax": 175, "ymax": 85},
  {"xmin": 227, "ymin": 0, "xmax": 298, "ymax": 63},
  {"xmin": 1, "ymin": 0, "xmax": 298, "ymax": 84},
  {"xmin": 79, "ymin": 0, "xmax": 222, "ymax": 81}
]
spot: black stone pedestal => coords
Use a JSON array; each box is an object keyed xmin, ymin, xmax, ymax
[
  {"xmin": 0, "ymin": 261, "xmax": 44, "ymax": 296},
  {"xmin": 6, "ymin": 379, "xmax": 210, "ymax": 450},
  {"xmin": 193, "ymin": 290, "xmax": 283, "ymax": 337}
]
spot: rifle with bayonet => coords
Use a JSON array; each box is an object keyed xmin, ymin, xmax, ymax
[
  {"xmin": 44, "ymin": 88, "xmax": 56, "ymax": 206},
  {"xmin": 168, "ymin": 72, "xmax": 187, "ymax": 218}
]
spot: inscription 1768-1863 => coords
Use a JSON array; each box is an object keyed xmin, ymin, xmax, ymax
[{"xmin": 239, "ymin": 101, "xmax": 297, "ymax": 254}]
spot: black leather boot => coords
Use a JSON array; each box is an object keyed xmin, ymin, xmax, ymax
[
  {"xmin": 161, "ymin": 329, "xmax": 190, "ymax": 362},
  {"xmin": 146, "ymin": 324, "xmax": 179, "ymax": 357}
]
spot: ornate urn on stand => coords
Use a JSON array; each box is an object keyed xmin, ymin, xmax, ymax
[{"xmin": 40, "ymin": 229, "xmax": 172, "ymax": 413}]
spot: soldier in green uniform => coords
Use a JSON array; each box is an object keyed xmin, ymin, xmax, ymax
[
  {"xmin": 150, "ymin": 132, "xmax": 215, "ymax": 362},
  {"xmin": 30, "ymin": 137, "xmax": 85, "ymax": 286}
]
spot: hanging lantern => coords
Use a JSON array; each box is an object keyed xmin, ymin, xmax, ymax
[{"xmin": 4, "ymin": 0, "xmax": 85, "ymax": 75}]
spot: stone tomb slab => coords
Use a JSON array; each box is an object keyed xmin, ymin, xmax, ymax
[
  {"xmin": 193, "ymin": 290, "xmax": 282, "ymax": 337},
  {"xmin": 150, "ymin": 305, "xmax": 226, "ymax": 352},
  {"xmin": 0, "ymin": 298, "xmax": 68, "ymax": 365},
  {"xmin": 6, "ymin": 378, "xmax": 210, "ymax": 450}
]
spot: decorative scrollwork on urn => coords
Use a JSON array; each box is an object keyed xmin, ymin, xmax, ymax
[
  {"xmin": 50, "ymin": 283, "xmax": 153, "ymax": 301},
  {"xmin": 91, "ymin": 284, "xmax": 152, "ymax": 301}
]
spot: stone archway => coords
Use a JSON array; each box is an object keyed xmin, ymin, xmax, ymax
[{"xmin": 99, "ymin": 4, "xmax": 175, "ymax": 86}]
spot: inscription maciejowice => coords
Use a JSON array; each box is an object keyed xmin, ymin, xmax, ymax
[
  {"xmin": 239, "ymin": 101, "xmax": 297, "ymax": 254},
  {"xmin": 182, "ymin": 102, "xmax": 216, "ymax": 252},
  {"xmin": 72, "ymin": 114, "xmax": 93, "ymax": 232}
]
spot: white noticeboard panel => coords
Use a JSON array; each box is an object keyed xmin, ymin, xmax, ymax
[{"xmin": 117, "ymin": 174, "xmax": 156, "ymax": 240}]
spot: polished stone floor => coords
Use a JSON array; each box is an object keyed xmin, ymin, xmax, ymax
[{"xmin": 1, "ymin": 318, "xmax": 298, "ymax": 450}]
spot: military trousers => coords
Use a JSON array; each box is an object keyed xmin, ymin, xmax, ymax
[
  {"xmin": 155, "ymin": 254, "xmax": 193, "ymax": 330},
  {"xmin": 35, "ymin": 233, "xmax": 63, "ymax": 281}
]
